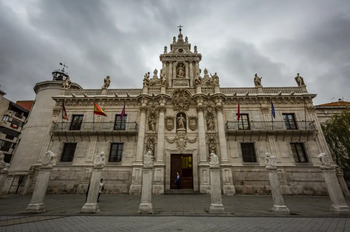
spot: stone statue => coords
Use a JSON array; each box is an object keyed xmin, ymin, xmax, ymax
[
  {"xmin": 143, "ymin": 72, "xmax": 150, "ymax": 86},
  {"xmin": 164, "ymin": 46, "xmax": 167, "ymax": 54},
  {"xmin": 177, "ymin": 64, "xmax": 185, "ymax": 78},
  {"xmin": 160, "ymin": 72, "xmax": 167, "ymax": 87},
  {"xmin": 153, "ymin": 69, "xmax": 158, "ymax": 79},
  {"xmin": 173, "ymin": 36, "xmax": 176, "ymax": 43},
  {"xmin": 317, "ymin": 153, "xmax": 331, "ymax": 167},
  {"xmin": 177, "ymin": 114, "xmax": 186, "ymax": 129},
  {"xmin": 254, "ymin": 73, "xmax": 262, "ymax": 87},
  {"xmin": 265, "ymin": 152, "xmax": 277, "ymax": 168},
  {"xmin": 185, "ymin": 36, "xmax": 188, "ymax": 43},
  {"xmin": 102, "ymin": 76, "xmax": 111, "ymax": 89},
  {"xmin": 144, "ymin": 150, "xmax": 154, "ymax": 167},
  {"xmin": 194, "ymin": 46, "xmax": 197, "ymax": 53},
  {"xmin": 94, "ymin": 151, "xmax": 106, "ymax": 168},
  {"xmin": 209, "ymin": 152, "xmax": 219, "ymax": 166},
  {"xmin": 148, "ymin": 116, "xmax": 156, "ymax": 131},
  {"xmin": 62, "ymin": 76, "xmax": 72, "ymax": 89},
  {"xmin": 211, "ymin": 72, "xmax": 219, "ymax": 85},
  {"xmin": 295, "ymin": 73, "xmax": 305, "ymax": 86},
  {"xmin": 42, "ymin": 150, "xmax": 56, "ymax": 167},
  {"xmin": 207, "ymin": 117, "xmax": 215, "ymax": 131}
]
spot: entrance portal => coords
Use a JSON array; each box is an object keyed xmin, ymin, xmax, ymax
[{"xmin": 170, "ymin": 154, "xmax": 193, "ymax": 189}]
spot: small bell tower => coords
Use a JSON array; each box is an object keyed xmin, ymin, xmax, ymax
[{"xmin": 159, "ymin": 26, "xmax": 202, "ymax": 88}]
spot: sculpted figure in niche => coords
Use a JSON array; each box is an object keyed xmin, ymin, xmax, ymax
[
  {"xmin": 160, "ymin": 71, "xmax": 167, "ymax": 87},
  {"xmin": 144, "ymin": 150, "xmax": 154, "ymax": 167},
  {"xmin": 177, "ymin": 113, "xmax": 186, "ymax": 129},
  {"xmin": 62, "ymin": 76, "xmax": 72, "ymax": 89},
  {"xmin": 254, "ymin": 73, "xmax": 262, "ymax": 87},
  {"xmin": 143, "ymin": 72, "xmax": 150, "ymax": 86},
  {"xmin": 102, "ymin": 76, "xmax": 111, "ymax": 89},
  {"xmin": 177, "ymin": 64, "xmax": 185, "ymax": 78},
  {"xmin": 295, "ymin": 73, "xmax": 305, "ymax": 86},
  {"xmin": 148, "ymin": 116, "xmax": 156, "ymax": 131},
  {"xmin": 209, "ymin": 152, "xmax": 219, "ymax": 166},
  {"xmin": 207, "ymin": 116, "xmax": 215, "ymax": 131}
]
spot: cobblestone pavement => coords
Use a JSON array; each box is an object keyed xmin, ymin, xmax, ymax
[{"xmin": 0, "ymin": 194, "xmax": 349, "ymax": 231}]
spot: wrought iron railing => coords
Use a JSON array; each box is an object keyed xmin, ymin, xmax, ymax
[
  {"xmin": 52, "ymin": 122, "xmax": 138, "ymax": 132},
  {"xmin": 226, "ymin": 120, "xmax": 316, "ymax": 131}
]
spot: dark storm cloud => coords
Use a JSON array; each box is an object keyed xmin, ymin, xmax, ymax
[{"xmin": 0, "ymin": 0, "xmax": 349, "ymax": 105}]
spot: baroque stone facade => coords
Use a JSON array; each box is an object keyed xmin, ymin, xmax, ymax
[{"xmin": 2, "ymin": 30, "xmax": 335, "ymax": 196}]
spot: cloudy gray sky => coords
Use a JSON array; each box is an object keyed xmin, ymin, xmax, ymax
[{"xmin": 1, "ymin": 0, "xmax": 349, "ymax": 105}]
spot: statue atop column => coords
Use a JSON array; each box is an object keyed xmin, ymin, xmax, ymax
[
  {"xmin": 144, "ymin": 150, "xmax": 154, "ymax": 168},
  {"xmin": 42, "ymin": 150, "xmax": 56, "ymax": 167},
  {"xmin": 209, "ymin": 152, "xmax": 219, "ymax": 166},
  {"xmin": 94, "ymin": 151, "xmax": 106, "ymax": 168}
]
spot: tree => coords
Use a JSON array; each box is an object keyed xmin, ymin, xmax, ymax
[{"xmin": 321, "ymin": 109, "xmax": 350, "ymax": 171}]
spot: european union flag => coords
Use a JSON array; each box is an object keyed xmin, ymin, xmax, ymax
[{"xmin": 271, "ymin": 101, "xmax": 275, "ymax": 119}]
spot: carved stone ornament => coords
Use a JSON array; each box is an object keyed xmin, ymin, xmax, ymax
[
  {"xmin": 144, "ymin": 150, "xmax": 154, "ymax": 168},
  {"xmin": 94, "ymin": 151, "xmax": 106, "ymax": 168},
  {"xmin": 62, "ymin": 76, "xmax": 72, "ymax": 89},
  {"xmin": 166, "ymin": 131, "xmax": 197, "ymax": 152},
  {"xmin": 188, "ymin": 117, "xmax": 198, "ymax": 131},
  {"xmin": 172, "ymin": 89, "xmax": 191, "ymax": 111},
  {"xmin": 209, "ymin": 152, "xmax": 219, "ymax": 166},
  {"xmin": 265, "ymin": 152, "xmax": 277, "ymax": 169},
  {"xmin": 165, "ymin": 116, "xmax": 175, "ymax": 131},
  {"xmin": 42, "ymin": 150, "xmax": 56, "ymax": 167},
  {"xmin": 317, "ymin": 152, "xmax": 331, "ymax": 167}
]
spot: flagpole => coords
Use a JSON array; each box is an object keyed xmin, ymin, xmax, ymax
[{"xmin": 93, "ymin": 102, "xmax": 95, "ymax": 130}]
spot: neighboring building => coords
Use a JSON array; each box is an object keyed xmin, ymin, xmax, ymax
[
  {"xmin": 3, "ymin": 30, "xmax": 333, "ymax": 196},
  {"xmin": 315, "ymin": 100, "xmax": 350, "ymax": 124},
  {"xmin": 0, "ymin": 90, "xmax": 30, "ymax": 164}
]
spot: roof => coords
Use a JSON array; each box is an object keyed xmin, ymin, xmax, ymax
[
  {"xmin": 316, "ymin": 101, "xmax": 350, "ymax": 107},
  {"xmin": 16, "ymin": 100, "xmax": 34, "ymax": 111}
]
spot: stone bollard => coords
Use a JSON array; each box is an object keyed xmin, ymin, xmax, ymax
[
  {"xmin": 265, "ymin": 153, "xmax": 290, "ymax": 214},
  {"xmin": 209, "ymin": 152, "xmax": 225, "ymax": 214},
  {"xmin": 318, "ymin": 153, "xmax": 349, "ymax": 212},
  {"xmin": 81, "ymin": 151, "xmax": 106, "ymax": 213},
  {"xmin": 26, "ymin": 151, "xmax": 55, "ymax": 213},
  {"xmin": 138, "ymin": 150, "xmax": 154, "ymax": 214}
]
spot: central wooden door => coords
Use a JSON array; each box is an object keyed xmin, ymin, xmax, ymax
[{"xmin": 170, "ymin": 154, "xmax": 193, "ymax": 189}]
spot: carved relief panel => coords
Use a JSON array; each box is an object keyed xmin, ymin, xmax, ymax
[
  {"xmin": 165, "ymin": 116, "xmax": 175, "ymax": 131},
  {"xmin": 188, "ymin": 117, "xmax": 198, "ymax": 131}
]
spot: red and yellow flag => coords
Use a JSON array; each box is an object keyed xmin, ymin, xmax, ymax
[{"xmin": 94, "ymin": 102, "xmax": 107, "ymax": 116}]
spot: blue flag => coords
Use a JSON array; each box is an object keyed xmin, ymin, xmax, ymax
[{"xmin": 271, "ymin": 101, "xmax": 275, "ymax": 118}]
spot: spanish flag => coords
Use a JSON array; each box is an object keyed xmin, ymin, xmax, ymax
[
  {"xmin": 62, "ymin": 101, "xmax": 69, "ymax": 121},
  {"xmin": 94, "ymin": 102, "xmax": 107, "ymax": 116}
]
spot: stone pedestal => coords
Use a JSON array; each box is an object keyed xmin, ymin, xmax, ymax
[
  {"xmin": 138, "ymin": 165, "xmax": 154, "ymax": 214},
  {"xmin": 321, "ymin": 166, "xmax": 350, "ymax": 212},
  {"xmin": 267, "ymin": 168, "xmax": 290, "ymax": 214},
  {"xmin": 199, "ymin": 164, "xmax": 210, "ymax": 193},
  {"xmin": 81, "ymin": 169, "xmax": 102, "ymax": 213},
  {"xmin": 221, "ymin": 165, "xmax": 236, "ymax": 196},
  {"xmin": 129, "ymin": 164, "xmax": 143, "ymax": 195},
  {"xmin": 209, "ymin": 165, "xmax": 225, "ymax": 214},
  {"xmin": 26, "ymin": 166, "xmax": 52, "ymax": 213}
]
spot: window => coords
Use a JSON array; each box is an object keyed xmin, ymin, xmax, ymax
[
  {"xmin": 114, "ymin": 114, "xmax": 127, "ymax": 130},
  {"xmin": 0, "ymin": 140, "xmax": 13, "ymax": 152},
  {"xmin": 5, "ymin": 134, "xmax": 15, "ymax": 140},
  {"xmin": 238, "ymin": 114, "xmax": 250, "ymax": 130},
  {"xmin": 283, "ymin": 113, "xmax": 297, "ymax": 130},
  {"xmin": 291, "ymin": 143, "xmax": 308, "ymax": 163},
  {"xmin": 60, "ymin": 143, "xmax": 77, "ymax": 162},
  {"xmin": 241, "ymin": 143, "xmax": 257, "ymax": 162},
  {"xmin": 109, "ymin": 143, "xmax": 124, "ymax": 162},
  {"xmin": 70, "ymin": 115, "xmax": 84, "ymax": 130}
]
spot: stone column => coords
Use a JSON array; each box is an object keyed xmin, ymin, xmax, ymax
[
  {"xmin": 197, "ymin": 101, "xmax": 210, "ymax": 193},
  {"xmin": 265, "ymin": 153, "xmax": 290, "ymax": 214},
  {"xmin": 318, "ymin": 153, "xmax": 349, "ymax": 212},
  {"xmin": 209, "ymin": 153, "xmax": 225, "ymax": 214},
  {"xmin": 168, "ymin": 62, "xmax": 172, "ymax": 86},
  {"xmin": 26, "ymin": 151, "xmax": 56, "ymax": 213},
  {"xmin": 189, "ymin": 62, "xmax": 193, "ymax": 87},
  {"xmin": 81, "ymin": 151, "xmax": 106, "ymax": 213},
  {"xmin": 153, "ymin": 103, "xmax": 166, "ymax": 194},
  {"xmin": 130, "ymin": 101, "xmax": 148, "ymax": 195},
  {"xmin": 138, "ymin": 151, "xmax": 154, "ymax": 214}
]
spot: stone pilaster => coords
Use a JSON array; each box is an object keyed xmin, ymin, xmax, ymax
[
  {"xmin": 130, "ymin": 103, "xmax": 147, "ymax": 195},
  {"xmin": 209, "ymin": 163, "xmax": 225, "ymax": 214}
]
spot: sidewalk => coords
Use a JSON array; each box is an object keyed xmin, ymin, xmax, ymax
[{"xmin": 0, "ymin": 194, "xmax": 349, "ymax": 217}]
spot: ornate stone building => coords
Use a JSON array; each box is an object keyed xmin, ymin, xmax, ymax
[{"xmin": 3, "ymin": 30, "xmax": 334, "ymax": 196}]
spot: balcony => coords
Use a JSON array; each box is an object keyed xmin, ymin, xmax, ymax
[
  {"xmin": 52, "ymin": 122, "xmax": 138, "ymax": 138},
  {"xmin": 225, "ymin": 120, "xmax": 317, "ymax": 141}
]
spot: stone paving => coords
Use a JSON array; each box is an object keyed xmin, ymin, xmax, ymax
[{"xmin": 0, "ymin": 194, "xmax": 349, "ymax": 231}]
